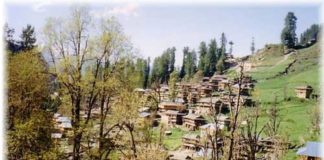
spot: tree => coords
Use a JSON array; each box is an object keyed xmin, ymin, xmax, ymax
[
  {"xmin": 198, "ymin": 41, "xmax": 208, "ymax": 72},
  {"xmin": 168, "ymin": 70, "xmax": 179, "ymax": 102},
  {"xmin": 143, "ymin": 57, "xmax": 151, "ymax": 88},
  {"xmin": 169, "ymin": 47, "xmax": 176, "ymax": 74},
  {"xmin": 180, "ymin": 47, "xmax": 197, "ymax": 80},
  {"xmin": 134, "ymin": 58, "xmax": 149, "ymax": 88},
  {"xmin": 43, "ymin": 6, "xmax": 134, "ymax": 159},
  {"xmin": 216, "ymin": 54, "xmax": 225, "ymax": 74},
  {"xmin": 20, "ymin": 24, "xmax": 37, "ymax": 50},
  {"xmin": 150, "ymin": 47, "xmax": 176, "ymax": 84},
  {"xmin": 251, "ymin": 37, "xmax": 255, "ymax": 54},
  {"xmin": 4, "ymin": 24, "xmax": 18, "ymax": 53},
  {"xmin": 228, "ymin": 41, "xmax": 234, "ymax": 54},
  {"xmin": 205, "ymin": 39, "xmax": 217, "ymax": 77},
  {"xmin": 299, "ymin": 24, "xmax": 320, "ymax": 46},
  {"xmin": 239, "ymin": 107, "xmax": 266, "ymax": 160},
  {"xmin": 7, "ymin": 50, "xmax": 59, "ymax": 159},
  {"xmin": 220, "ymin": 32, "xmax": 227, "ymax": 55},
  {"xmin": 281, "ymin": 12, "xmax": 297, "ymax": 48}
]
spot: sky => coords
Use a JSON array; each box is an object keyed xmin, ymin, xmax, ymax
[{"xmin": 4, "ymin": 2, "xmax": 320, "ymax": 67}]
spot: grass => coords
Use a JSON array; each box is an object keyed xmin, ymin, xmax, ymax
[
  {"xmin": 152, "ymin": 126, "xmax": 200, "ymax": 151},
  {"xmin": 245, "ymin": 43, "xmax": 320, "ymax": 159}
]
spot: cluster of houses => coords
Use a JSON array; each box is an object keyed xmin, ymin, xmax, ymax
[
  {"xmin": 135, "ymin": 73, "xmax": 320, "ymax": 159},
  {"xmin": 51, "ymin": 113, "xmax": 73, "ymax": 142},
  {"xmin": 49, "ymin": 72, "xmax": 320, "ymax": 159},
  {"xmin": 135, "ymin": 74, "xmax": 256, "ymax": 158}
]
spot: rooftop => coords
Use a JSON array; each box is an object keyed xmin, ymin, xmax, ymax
[{"xmin": 296, "ymin": 141, "xmax": 323, "ymax": 158}]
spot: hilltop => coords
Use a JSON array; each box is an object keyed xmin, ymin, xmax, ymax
[{"xmin": 242, "ymin": 42, "xmax": 320, "ymax": 159}]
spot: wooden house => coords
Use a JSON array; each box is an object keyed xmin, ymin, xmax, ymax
[
  {"xmin": 195, "ymin": 97, "xmax": 219, "ymax": 114},
  {"xmin": 160, "ymin": 85, "xmax": 170, "ymax": 101},
  {"xmin": 297, "ymin": 141, "xmax": 322, "ymax": 160},
  {"xmin": 210, "ymin": 75, "xmax": 227, "ymax": 84},
  {"xmin": 218, "ymin": 80, "xmax": 230, "ymax": 91},
  {"xmin": 164, "ymin": 110, "xmax": 186, "ymax": 125},
  {"xmin": 188, "ymin": 91, "xmax": 199, "ymax": 104},
  {"xmin": 295, "ymin": 86, "xmax": 313, "ymax": 99},
  {"xmin": 159, "ymin": 101, "xmax": 185, "ymax": 112},
  {"xmin": 183, "ymin": 114, "xmax": 206, "ymax": 131},
  {"xmin": 198, "ymin": 86, "xmax": 213, "ymax": 98},
  {"xmin": 182, "ymin": 134, "xmax": 201, "ymax": 150},
  {"xmin": 134, "ymin": 88, "xmax": 146, "ymax": 96},
  {"xmin": 232, "ymin": 84, "xmax": 251, "ymax": 96},
  {"xmin": 201, "ymin": 77, "xmax": 210, "ymax": 83}
]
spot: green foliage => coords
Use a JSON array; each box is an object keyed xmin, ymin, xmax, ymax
[
  {"xmin": 134, "ymin": 57, "xmax": 150, "ymax": 88},
  {"xmin": 20, "ymin": 24, "xmax": 37, "ymax": 50},
  {"xmin": 169, "ymin": 70, "xmax": 179, "ymax": 102},
  {"xmin": 179, "ymin": 47, "xmax": 198, "ymax": 80},
  {"xmin": 216, "ymin": 54, "xmax": 225, "ymax": 74},
  {"xmin": 8, "ymin": 50, "xmax": 51, "ymax": 127},
  {"xmin": 204, "ymin": 39, "xmax": 217, "ymax": 76},
  {"xmin": 281, "ymin": 12, "xmax": 297, "ymax": 48},
  {"xmin": 7, "ymin": 111, "xmax": 57, "ymax": 159},
  {"xmin": 7, "ymin": 50, "xmax": 58, "ymax": 159},
  {"xmin": 150, "ymin": 47, "xmax": 176, "ymax": 84},
  {"xmin": 198, "ymin": 41, "xmax": 208, "ymax": 72},
  {"xmin": 299, "ymin": 24, "xmax": 320, "ymax": 46},
  {"xmin": 220, "ymin": 32, "xmax": 227, "ymax": 54},
  {"xmin": 248, "ymin": 42, "xmax": 320, "ymax": 158},
  {"xmin": 251, "ymin": 37, "xmax": 255, "ymax": 54}
]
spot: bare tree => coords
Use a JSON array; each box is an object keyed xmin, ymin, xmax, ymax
[{"xmin": 43, "ymin": 6, "xmax": 133, "ymax": 159}]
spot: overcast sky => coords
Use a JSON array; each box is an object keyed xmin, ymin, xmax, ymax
[{"xmin": 5, "ymin": 2, "xmax": 320, "ymax": 67}]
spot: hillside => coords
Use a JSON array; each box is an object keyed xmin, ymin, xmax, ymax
[{"xmin": 245, "ymin": 43, "xmax": 320, "ymax": 159}]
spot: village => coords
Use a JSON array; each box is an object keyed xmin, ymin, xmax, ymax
[
  {"xmin": 50, "ymin": 60, "xmax": 318, "ymax": 159},
  {"xmin": 5, "ymin": 3, "xmax": 322, "ymax": 160}
]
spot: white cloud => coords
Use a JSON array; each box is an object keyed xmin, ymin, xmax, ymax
[
  {"xmin": 31, "ymin": 1, "xmax": 53, "ymax": 12},
  {"xmin": 91, "ymin": 3, "xmax": 139, "ymax": 19}
]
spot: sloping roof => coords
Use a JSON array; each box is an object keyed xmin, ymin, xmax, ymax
[
  {"xmin": 184, "ymin": 114, "xmax": 204, "ymax": 120},
  {"xmin": 51, "ymin": 133, "xmax": 63, "ymax": 139},
  {"xmin": 200, "ymin": 123, "xmax": 224, "ymax": 130},
  {"xmin": 134, "ymin": 88, "xmax": 145, "ymax": 92},
  {"xmin": 57, "ymin": 117, "xmax": 71, "ymax": 123},
  {"xmin": 183, "ymin": 133, "xmax": 200, "ymax": 139},
  {"xmin": 296, "ymin": 141, "xmax": 323, "ymax": 158},
  {"xmin": 160, "ymin": 101, "xmax": 184, "ymax": 107},
  {"xmin": 139, "ymin": 112, "xmax": 151, "ymax": 118},
  {"xmin": 165, "ymin": 110, "xmax": 179, "ymax": 115},
  {"xmin": 54, "ymin": 113, "xmax": 61, "ymax": 118},
  {"xmin": 60, "ymin": 122, "xmax": 72, "ymax": 129},
  {"xmin": 217, "ymin": 114, "xmax": 229, "ymax": 121},
  {"xmin": 138, "ymin": 107, "xmax": 150, "ymax": 112},
  {"xmin": 295, "ymin": 85, "xmax": 313, "ymax": 90},
  {"xmin": 197, "ymin": 97, "xmax": 219, "ymax": 104}
]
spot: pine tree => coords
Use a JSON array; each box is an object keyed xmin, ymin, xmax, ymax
[
  {"xmin": 205, "ymin": 39, "xmax": 217, "ymax": 77},
  {"xmin": 220, "ymin": 32, "xmax": 227, "ymax": 55},
  {"xmin": 143, "ymin": 57, "xmax": 150, "ymax": 88},
  {"xmin": 20, "ymin": 24, "xmax": 37, "ymax": 50},
  {"xmin": 251, "ymin": 37, "xmax": 255, "ymax": 54},
  {"xmin": 281, "ymin": 12, "xmax": 297, "ymax": 48},
  {"xmin": 229, "ymin": 41, "xmax": 234, "ymax": 54},
  {"xmin": 198, "ymin": 41, "xmax": 207, "ymax": 72}
]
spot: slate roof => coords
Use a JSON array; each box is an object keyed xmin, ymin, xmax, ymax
[
  {"xmin": 139, "ymin": 112, "xmax": 151, "ymax": 118},
  {"xmin": 60, "ymin": 122, "xmax": 72, "ymax": 129},
  {"xmin": 296, "ymin": 141, "xmax": 323, "ymax": 158},
  {"xmin": 165, "ymin": 110, "xmax": 179, "ymax": 115},
  {"xmin": 57, "ymin": 117, "xmax": 71, "ymax": 123},
  {"xmin": 51, "ymin": 133, "xmax": 63, "ymax": 139}
]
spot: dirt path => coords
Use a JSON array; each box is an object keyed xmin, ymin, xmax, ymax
[{"xmin": 270, "ymin": 51, "xmax": 294, "ymax": 69}]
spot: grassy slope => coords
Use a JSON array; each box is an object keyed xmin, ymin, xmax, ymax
[{"xmin": 246, "ymin": 43, "xmax": 320, "ymax": 159}]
